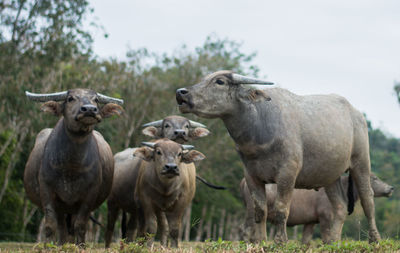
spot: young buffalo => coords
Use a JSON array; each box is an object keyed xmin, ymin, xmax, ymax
[
  {"xmin": 134, "ymin": 139, "xmax": 205, "ymax": 247},
  {"xmin": 105, "ymin": 116, "xmax": 222, "ymax": 247},
  {"xmin": 240, "ymin": 174, "xmax": 394, "ymax": 244}
]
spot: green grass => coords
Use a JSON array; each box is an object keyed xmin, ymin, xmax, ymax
[{"xmin": 0, "ymin": 239, "xmax": 399, "ymax": 252}]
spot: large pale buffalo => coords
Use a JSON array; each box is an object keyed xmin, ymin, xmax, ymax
[
  {"xmin": 105, "ymin": 115, "xmax": 223, "ymax": 247},
  {"xmin": 240, "ymin": 174, "xmax": 393, "ymax": 244},
  {"xmin": 134, "ymin": 139, "xmax": 205, "ymax": 247},
  {"xmin": 24, "ymin": 89, "xmax": 123, "ymax": 245},
  {"xmin": 176, "ymin": 70, "xmax": 381, "ymax": 243}
]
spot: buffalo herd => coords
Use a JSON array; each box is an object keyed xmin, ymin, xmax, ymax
[{"xmin": 24, "ymin": 70, "xmax": 394, "ymax": 247}]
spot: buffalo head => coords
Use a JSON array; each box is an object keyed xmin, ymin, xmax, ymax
[
  {"xmin": 26, "ymin": 88, "xmax": 123, "ymax": 134},
  {"xmin": 141, "ymin": 115, "xmax": 209, "ymax": 144},
  {"xmin": 176, "ymin": 70, "xmax": 274, "ymax": 118},
  {"xmin": 134, "ymin": 139, "xmax": 205, "ymax": 179},
  {"xmin": 371, "ymin": 174, "xmax": 394, "ymax": 198}
]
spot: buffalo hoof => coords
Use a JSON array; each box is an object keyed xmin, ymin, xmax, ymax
[
  {"xmin": 274, "ymin": 233, "xmax": 288, "ymax": 244},
  {"xmin": 368, "ymin": 230, "xmax": 381, "ymax": 243},
  {"xmin": 249, "ymin": 237, "xmax": 265, "ymax": 244}
]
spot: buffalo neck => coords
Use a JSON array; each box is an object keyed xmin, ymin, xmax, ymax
[
  {"xmin": 222, "ymin": 97, "xmax": 279, "ymax": 147},
  {"xmin": 46, "ymin": 118, "xmax": 96, "ymax": 171}
]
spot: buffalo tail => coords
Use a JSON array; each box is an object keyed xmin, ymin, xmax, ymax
[
  {"xmin": 196, "ymin": 175, "xmax": 226, "ymax": 190},
  {"xmin": 347, "ymin": 173, "xmax": 355, "ymax": 215},
  {"xmin": 90, "ymin": 215, "xmax": 104, "ymax": 227},
  {"xmin": 121, "ymin": 211, "xmax": 127, "ymax": 239}
]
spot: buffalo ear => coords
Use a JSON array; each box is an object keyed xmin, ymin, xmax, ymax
[
  {"xmin": 182, "ymin": 150, "xmax": 205, "ymax": 164},
  {"xmin": 41, "ymin": 101, "xmax": 62, "ymax": 116},
  {"xmin": 101, "ymin": 103, "xmax": 124, "ymax": 118},
  {"xmin": 133, "ymin": 147, "xmax": 153, "ymax": 161},
  {"xmin": 142, "ymin": 126, "xmax": 161, "ymax": 138},
  {"xmin": 189, "ymin": 127, "xmax": 210, "ymax": 139}
]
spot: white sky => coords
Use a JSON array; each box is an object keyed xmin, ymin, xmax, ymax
[{"xmin": 87, "ymin": 0, "xmax": 400, "ymax": 137}]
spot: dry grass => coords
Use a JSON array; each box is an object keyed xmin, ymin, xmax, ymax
[{"xmin": 0, "ymin": 239, "xmax": 400, "ymax": 253}]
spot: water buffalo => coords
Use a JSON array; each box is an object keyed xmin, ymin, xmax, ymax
[
  {"xmin": 105, "ymin": 115, "xmax": 222, "ymax": 247},
  {"xmin": 176, "ymin": 70, "xmax": 381, "ymax": 243},
  {"xmin": 240, "ymin": 174, "xmax": 394, "ymax": 244},
  {"xmin": 134, "ymin": 139, "xmax": 205, "ymax": 247},
  {"xmin": 24, "ymin": 89, "xmax": 123, "ymax": 245}
]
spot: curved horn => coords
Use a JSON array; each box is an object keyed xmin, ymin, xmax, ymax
[
  {"xmin": 97, "ymin": 93, "xmax": 124, "ymax": 105},
  {"xmin": 142, "ymin": 120, "xmax": 163, "ymax": 128},
  {"xmin": 182, "ymin": 145, "xmax": 194, "ymax": 150},
  {"xmin": 25, "ymin": 91, "xmax": 68, "ymax": 102},
  {"xmin": 232, "ymin": 74, "xmax": 274, "ymax": 85},
  {"xmin": 189, "ymin": 120, "xmax": 207, "ymax": 128},
  {"xmin": 141, "ymin": 142, "xmax": 156, "ymax": 148}
]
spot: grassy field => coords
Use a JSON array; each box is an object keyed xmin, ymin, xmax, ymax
[{"xmin": 1, "ymin": 239, "xmax": 400, "ymax": 253}]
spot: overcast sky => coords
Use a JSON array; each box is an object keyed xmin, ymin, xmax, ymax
[{"xmin": 87, "ymin": 0, "xmax": 400, "ymax": 137}]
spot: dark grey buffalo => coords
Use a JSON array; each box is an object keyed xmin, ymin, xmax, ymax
[
  {"xmin": 105, "ymin": 115, "xmax": 222, "ymax": 247},
  {"xmin": 176, "ymin": 70, "xmax": 381, "ymax": 243},
  {"xmin": 24, "ymin": 89, "xmax": 123, "ymax": 245},
  {"xmin": 240, "ymin": 174, "xmax": 393, "ymax": 244}
]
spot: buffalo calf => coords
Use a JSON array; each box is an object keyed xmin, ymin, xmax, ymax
[
  {"xmin": 134, "ymin": 139, "xmax": 205, "ymax": 247},
  {"xmin": 240, "ymin": 174, "xmax": 393, "ymax": 244}
]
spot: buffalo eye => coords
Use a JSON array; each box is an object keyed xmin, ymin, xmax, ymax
[
  {"xmin": 185, "ymin": 125, "xmax": 189, "ymax": 128},
  {"xmin": 94, "ymin": 97, "xmax": 99, "ymax": 103},
  {"xmin": 178, "ymin": 152, "xmax": 182, "ymax": 157},
  {"xmin": 216, "ymin": 79, "xmax": 225, "ymax": 85},
  {"xmin": 67, "ymin": 96, "xmax": 74, "ymax": 102},
  {"xmin": 164, "ymin": 124, "xmax": 170, "ymax": 129},
  {"xmin": 157, "ymin": 150, "xmax": 162, "ymax": 155}
]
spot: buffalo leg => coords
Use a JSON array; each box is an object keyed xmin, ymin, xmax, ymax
[
  {"xmin": 66, "ymin": 214, "xmax": 75, "ymax": 243},
  {"xmin": 75, "ymin": 188, "xmax": 100, "ymax": 246},
  {"xmin": 301, "ymin": 224, "xmax": 315, "ymax": 244},
  {"xmin": 351, "ymin": 130, "xmax": 380, "ymax": 243},
  {"xmin": 40, "ymin": 182, "xmax": 57, "ymax": 244},
  {"xmin": 105, "ymin": 204, "xmax": 119, "ymax": 248},
  {"xmin": 351, "ymin": 167, "xmax": 380, "ymax": 242},
  {"xmin": 156, "ymin": 211, "xmax": 168, "ymax": 246},
  {"xmin": 143, "ymin": 208, "xmax": 157, "ymax": 246},
  {"xmin": 243, "ymin": 186, "xmax": 255, "ymax": 241},
  {"xmin": 136, "ymin": 207, "xmax": 146, "ymax": 238},
  {"xmin": 74, "ymin": 197, "xmax": 97, "ymax": 246},
  {"xmin": 245, "ymin": 172, "xmax": 267, "ymax": 243},
  {"xmin": 126, "ymin": 211, "xmax": 138, "ymax": 242},
  {"xmin": 74, "ymin": 212, "xmax": 90, "ymax": 246},
  {"xmin": 273, "ymin": 163, "xmax": 298, "ymax": 244},
  {"xmin": 324, "ymin": 179, "xmax": 347, "ymax": 242},
  {"xmin": 319, "ymin": 216, "xmax": 331, "ymax": 243},
  {"xmin": 166, "ymin": 211, "xmax": 183, "ymax": 247},
  {"xmin": 57, "ymin": 213, "xmax": 68, "ymax": 245}
]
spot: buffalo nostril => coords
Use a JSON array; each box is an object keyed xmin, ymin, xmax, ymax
[
  {"xmin": 165, "ymin": 163, "xmax": 178, "ymax": 170},
  {"xmin": 177, "ymin": 88, "xmax": 188, "ymax": 95},
  {"xmin": 81, "ymin": 105, "xmax": 98, "ymax": 113},
  {"xmin": 174, "ymin": 130, "xmax": 186, "ymax": 136}
]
